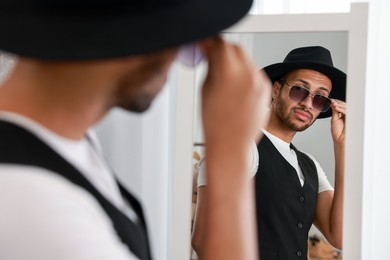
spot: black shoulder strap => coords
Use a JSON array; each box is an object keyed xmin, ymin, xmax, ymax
[{"xmin": 0, "ymin": 120, "xmax": 152, "ymax": 260}]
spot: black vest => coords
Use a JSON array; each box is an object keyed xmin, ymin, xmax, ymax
[
  {"xmin": 255, "ymin": 135, "xmax": 318, "ymax": 260},
  {"xmin": 0, "ymin": 120, "xmax": 152, "ymax": 260}
]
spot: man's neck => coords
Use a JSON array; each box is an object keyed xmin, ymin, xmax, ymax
[
  {"xmin": 0, "ymin": 59, "xmax": 113, "ymax": 140},
  {"xmin": 265, "ymin": 113, "xmax": 296, "ymax": 143}
]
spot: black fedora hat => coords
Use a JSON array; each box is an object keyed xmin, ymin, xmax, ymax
[
  {"xmin": 263, "ymin": 46, "xmax": 346, "ymax": 118},
  {"xmin": 0, "ymin": 0, "xmax": 252, "ymax": 60}
]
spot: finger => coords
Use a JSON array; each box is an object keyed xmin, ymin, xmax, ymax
[
  {"xmin": 198, "ymin": 37, "xmax": 240, "ymax": 90},
  {"xmin": 331, "ymin": 100, "xmax": 346, "ymax": 115},
  {"xmin": 198, "ymin": 36, "xmax": 232, "ymax": 68},
  {"xmin": 331, "ymin": 99, "xmax": 346, "ymax": 108},
  {"xmin": 331, "ymin": 108, "xmax": 345, "ymax": 119},
  {"xmin": 198, "ymin": 36, "xmax": 223, "ymax": 55}
]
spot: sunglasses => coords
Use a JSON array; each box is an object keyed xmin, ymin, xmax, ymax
[
  {"xmin": 177, "ymin": 43, "xmax": 204, "ymax": 67},
  {"xmin": 282, "ymin": 79, "xmax": 332, "ymax": 112}
]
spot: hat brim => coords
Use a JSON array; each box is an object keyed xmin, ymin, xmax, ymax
[
  {"xmin": 0, "ymin": 0, "xmax": 252, "ymax": 60},
  {"xmin": 263, "ymin": 61, "xmax": 346, "ymax": 118}
]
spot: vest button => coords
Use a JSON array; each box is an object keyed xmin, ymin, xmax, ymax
[
  {"xmin": 296, "ymin": 251, "xmax": 303, "ymax": 257},
  {"xmin": 299, "ymin": 196, "xmax": 305, "ymax": 202},
  {"xmin": 297, "ymin": 222, "xmax": 303, "ymax": 228}
]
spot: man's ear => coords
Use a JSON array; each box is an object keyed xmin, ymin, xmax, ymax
[{"xmin": 272, "ymin": 81, "xmax": 281, "ymax": 101}]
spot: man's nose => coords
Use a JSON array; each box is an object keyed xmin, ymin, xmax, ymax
[{"xmin": 298, "ymin": 94, "xmax": 314, "ymax": 110}]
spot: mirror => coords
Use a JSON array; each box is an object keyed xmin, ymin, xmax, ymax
[
  {"xmin": 194, "ymin": 30, "xmax": 348, "ymax": 183},
  {"xmin": 173, "ymin": 5, "xmax": 369, "ymax": 259},
  {"xmin": 190, "ymin": 31, "xmax": 348, "ymax": 259}
]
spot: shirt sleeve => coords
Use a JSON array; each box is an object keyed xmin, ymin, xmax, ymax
[
  {"xmin": 0, "ymin": 165, "xmax": 139, "ymax": 260},
  {"xmin": 249, "ymin": 140, "xmax": 259, "ymax": 178},
  {"xmin": 197, "ymin": 141, "xmax": 259, "ymax": 187},
  {"xmin": 303, "ymin": 152, "xmax": 334, "ymax": 193}
]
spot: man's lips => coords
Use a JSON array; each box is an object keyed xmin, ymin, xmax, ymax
[{"xmin": 294, "ymin": 109, "xmax": 312, "ymax": 121}]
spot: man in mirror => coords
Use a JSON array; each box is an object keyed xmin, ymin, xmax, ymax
[{"xmin": 193, "ymin": 46, "xmax": 346, "ymax": 260}]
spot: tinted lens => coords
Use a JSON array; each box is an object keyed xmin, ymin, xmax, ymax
[
  {"xmin": 313, "ymin": 95, "xmax": 331, "ymax": 112},
  {"xmin": 177, "ymin": 43, "xmax": 204, "ymax": 67},
  {"xmin": 289, "ymin": 86, "xmax": 331, "ymax": 112},
  {"xmin": 289, "ymin": 86, "xmax": 310, "ymax": 103}
]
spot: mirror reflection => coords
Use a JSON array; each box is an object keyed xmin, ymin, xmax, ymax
[{"xmin": 190, "ymin": 32, "xmax": 347, "ymax": 260}]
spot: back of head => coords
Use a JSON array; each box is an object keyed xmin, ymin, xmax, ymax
[{"xmin": 0, "ymin": 0, "xmax": 253, "ymax": 60}]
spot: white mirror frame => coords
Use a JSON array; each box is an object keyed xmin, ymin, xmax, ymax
[{"xmin": 170, "ymin": 3, "xmax": 369, "ymax": 260}]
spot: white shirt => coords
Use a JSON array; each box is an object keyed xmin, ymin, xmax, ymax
[
  {"xmin": 197, "ymin": 130, "xmax": 333, "ymax": 193},
  {"xmin": 0, "ymin": 112, "xmax": 140, "ymax": 260}
]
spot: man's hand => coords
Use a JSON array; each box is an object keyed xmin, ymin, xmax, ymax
[
  {"xmin": 199, "ymin": 37, "xmax": 271, "ymax": 150},
  {"xmin": 330, "ymin": 99, "xmax": 346, "ymax": 145}
]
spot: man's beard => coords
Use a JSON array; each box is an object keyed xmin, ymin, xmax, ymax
[
  {"xmin": 118, "ymin": 93, "xmax": 154, "ymax": 113},
  {"xmin": 274, "ymin": 95, "xmax": 314, "ymax": 132}
]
